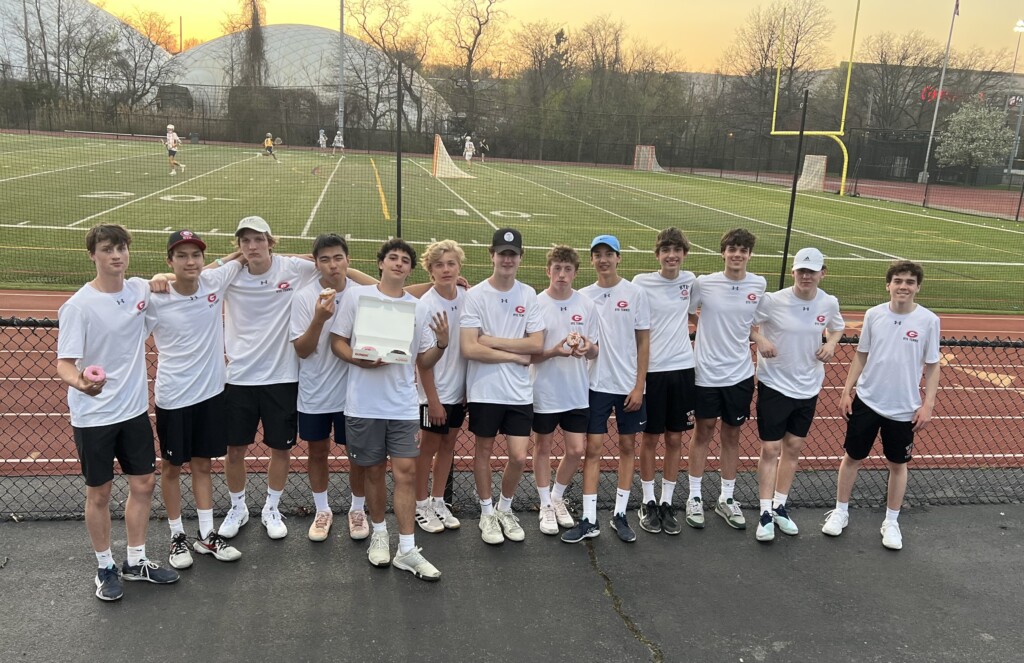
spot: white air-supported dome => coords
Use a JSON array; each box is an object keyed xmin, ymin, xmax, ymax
[{"xmin": 171, "ymin": 24, "xmax": 449, "ymax": 126}]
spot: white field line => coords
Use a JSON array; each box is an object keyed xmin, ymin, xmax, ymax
[
  {"xmin": 0, "ymin": 144, "xmax": 87, "ymax": 157},
  {"xmin": 0, "ymin": 149, "xmax": 164, "ymax": 184},
  {"xmin": 481, "ymin": 163, "xmax": 681, "ymax": 241},
  {"xmin": 302, "ymin": 155, "xmax": 346, "ymax": 237},
  {"xmin": 407, "ymin": 158, "xmax": 497, "ymax": 230},
  {"xmin": 68, "ymin": 155, "xmax": 259, "ymax": 227},
  {"xmin": 538, "ymin": 165, "xmax": 902, "ymax": 261},
  {"xmin": 667, "ymin": 169, "xmax": 1024, "ymax": 238}
]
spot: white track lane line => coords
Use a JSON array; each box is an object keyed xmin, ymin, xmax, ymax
[
  {"xmin": 0, "ymin": 149, "xmax": 164, "ymax": 184},
  {"xmin": 302, "ymin": 155, "xmax": 346, "ymax": 237},
  {"xmin": 407, "ymin": 158, "xmax": 496, "ymax": 230}
]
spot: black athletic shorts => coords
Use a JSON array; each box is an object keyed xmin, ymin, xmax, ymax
[
  {"xmin": 532, "ymin": 408, "xmax": 589, "ymax": 435},
  {"xmin": 843, "ymin": 396, "xmax": 914, "ymax": 464},
  {"xmin": 419, "ymin": 403, "xmax": 467, "ymax": 435},
  {"xmin": 298, "ymin": 411, "xmax": 347, "ymax": 445},
  {"xmin": 756, "ymin": 382, "xmax": 817, "ymax": 441},
  {"xmin": 73, "ymin": 412, "xmax": 156, "ymax": 487},
  {"xmin": 155, "ymin": 392, "xmax": 228, "ymax": 465},
  {"xmin": 224, "ymin": 382, "xmax": 298, "ymax": 450},
  {"xmin": 587, "ymin": 390, "xmax": 647, "ymax": 435},
  {"xmin": 695, "ymin": 376, "xmax": 755, "ymax": 427},
  {"xmin": 468, "ymin": 402, "xmax": 533, "ymax": 438},
  {"xmin": 645, "ymin": 368, "xmax": 696, "ymax": 434}
]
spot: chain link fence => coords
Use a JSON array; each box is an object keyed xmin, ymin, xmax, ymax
[{"xmin": 3, "ymin": 317, "xmax": 1022, "ymax": 521}]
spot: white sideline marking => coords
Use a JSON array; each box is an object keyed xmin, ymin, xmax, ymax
[
  {"xmin": 408, "ymin": 159, "xmax": 496, "ymax": 230},
  {"xmin": 302, "ymin": 154, "xmax": 346, "ymax": 236},
  {"xmin": 539, "ymin": 165, "xmax": 899, "ymax": 260},
  {"xmin": 0, "ymin": 151, "xmax": 158, "ymax": 184},
  {"xmin": 68, "ymin": 156, "xmax": 259, "ymax": 227}
]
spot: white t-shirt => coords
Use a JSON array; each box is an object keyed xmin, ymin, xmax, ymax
[
  {"xmin": 289, "ymin": 277, "xmax": 355, "ymax": 414},
  {"xmin": 166, "ymin": 132, "xmax": 179, "ymax": 148},
  {"xmin": 632, "ymin": 270, "xmax": 696, "ymax": 372},
  {"xmin": 689, "ymin": 271, "xmax": 767, "ymax": 387},
  {"xmin": 416, "ymin": 287, "xmax": 467, "ymax": 406},
  {"xmin": 461, "ymin": 279, "xmax": 545, "ymax": 405},
  {"xmin": 580, "ymin": 278, "xmax": 651, "ymax": 395},
  {"xmin": 855, "ymin": 302, "xmax": 941, "ymax": 422},
  {"xmin": 146, "ymin": 262, "xmax": 242, "ymax": 409},
  {"xmin": 223, "ymin": 255, "xmax": 318, "ymax": 386},
  {"xmin": 532, "ymin": 291, "xmax": 600, "ymax": 413},
  {"xmin": 331, "ymin": 285, "xmax": 435, "ymax": 420},
  {"xmin": 57, "ymin": 278, "xmax": 151, "ymax": 427},
  {"xmin": 754, "ymin": 287, "xmax": 844, "ymax": 400}
]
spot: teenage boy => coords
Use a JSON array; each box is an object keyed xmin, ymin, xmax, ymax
[
  {"xmin": 165, "ymin": 124, "xmax": 185, "ymax": 175},
  {"xmin": 686, "ymin": 228, "xmax": 766, "ymax": 531},
  {"xmin": 57, "ymin": 224, "xmax": 179, "ymax": 601},
  {"xmin": 461, "ymin": 228, "xmax": 545, "ymax": 545},
  {"xmin": 531, "ymin": 246, "xmax": 600, "ymax": 535},
  {"xmin": 147, "ymin": 230, "xmax": 244, "ymax": 570},
  {"xmin": 631, "ymin": 227, "xmax": 696, "ymax": 536},
  {"xmin": 566, "ymin": 234, "xmax": 650, "ymax": 544},
  {"xmin": 290, "ymin": 234, "xmax": 368, "ymax": 542},
  {"xmin": 750, "ymin": 248, "xmax": 844, "ymax": 542},
  {"xmin": 823, "ymin": 260, "xmax": 940, "ymax": 551},
  {"xmin": 414, "ymin": 240, "xmax": 468, "ymax": 534},
  {"xmin": 330, "ymin": 239, "xmax": 449, "ymax": 581}
]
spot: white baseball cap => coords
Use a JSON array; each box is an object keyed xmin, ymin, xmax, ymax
[
  {"xmin": 167, "ymin": 124, "xmax": 174, "ymax": 130},
  {"xmin": 235, "ymin": 215, "xmax": 272, "ymax": 235},
  {"xmin": 792, "ymin": 247, "xmax": 825, "ymax": 271}
]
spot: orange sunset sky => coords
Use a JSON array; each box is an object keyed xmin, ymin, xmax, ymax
[{"xmin": 96, "ymin": 0, "xmax": 1024, "ymax": 72}]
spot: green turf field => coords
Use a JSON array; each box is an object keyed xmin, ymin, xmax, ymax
[{"xmin": 1, "ymin": 131, "xmax": 1022, "ymax": 312}]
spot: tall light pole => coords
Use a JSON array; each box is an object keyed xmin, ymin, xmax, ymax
[
  {"xmin": 919, "ymin": 0, "xmax": 959, "ymax": 184},
  {"xmin": 1005, "ymin": 19, "xmax": 1024, "ymax": 177},
  {"xmin": 337, "ymin": 0, "xmax": 346, "ymax": 132}
]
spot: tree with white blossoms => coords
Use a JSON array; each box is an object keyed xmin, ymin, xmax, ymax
[{"xmin": 935, "ymin": 100, "xmax": 1014, "ymax": 171}]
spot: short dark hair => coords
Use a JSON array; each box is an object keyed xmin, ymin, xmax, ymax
[
  {"xmin": 86, "ymin": 224, "xmax": 131, "ymax": 254},
  {"xmin": 886, "ymin": 260, "xmax": 925, "ymax": 284},
  {"xmin": 312, "ymin": 233, "xmax": 349, "ymax": 259},
  {"xmin": 720, "ymin": 227, "xmax": 756, "ymax": 252},
  {"xmin": 377, "ymin": 238, "xmax": 416, "ymax": 268},
  {"xmin": 546, "ymin": 245, "xmax": 580, "ymax": 269},
  {"xmin": 655, "ymin": 227, "xmax": 690, "ymax": 254}
]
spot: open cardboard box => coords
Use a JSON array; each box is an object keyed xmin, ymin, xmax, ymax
[{"xmin": 351, "ymin": 295, "xmax": 418, "ymax": 364}]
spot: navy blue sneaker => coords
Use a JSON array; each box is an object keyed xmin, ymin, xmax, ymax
[
  {"xmin": 561, "ymin": 517, "xmax": 600, "ymax": 543},
  {"xmin": 122, "ymin": 559, "xmax": 180, "ymax": 584},
  {"xmin": 610, "ymin": 512, "xmax": 637, "ymax": 542},
  {"xmin": 95, "ymin": 564, "xmax": 123, "ymax": 601}
]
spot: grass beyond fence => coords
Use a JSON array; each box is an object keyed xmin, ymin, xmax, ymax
[{"xmin": 1, "ymin": 131, "xmax": 1023, "ymax": 312}]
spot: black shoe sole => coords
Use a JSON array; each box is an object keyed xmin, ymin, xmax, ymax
[{"xmin": 662, "ymin": 524, "xmax": 682, "ymax": 535}]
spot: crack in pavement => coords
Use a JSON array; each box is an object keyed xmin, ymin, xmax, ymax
[{"xmin": 586, "ymin": 540, "xmax": 664, "ymax": 662}]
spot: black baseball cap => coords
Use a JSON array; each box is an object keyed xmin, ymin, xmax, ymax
[
  {"xmin": 167, "ymin": 230, "xmax": 207, "ymax": 252},
  {"xmin": 491, "ymin": 228, "xmax": 523, "ymax": 255}
]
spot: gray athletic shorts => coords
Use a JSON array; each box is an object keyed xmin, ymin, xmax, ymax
[{"xmin": 345, "ymin": 416, "xmax": 419, "ymax": 467}]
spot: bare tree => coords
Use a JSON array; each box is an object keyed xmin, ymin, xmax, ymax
[
  {"xmin": 112, "ymin": 10, "xmax": 179, "ymax": 109},
  {"xmin": 720, "ymin": 0, "xmax": 833, "ymax": 125},
  {"xmin": 507, "ymin": 20, "xmax": 572, "ymax": 158},
  {"xmin": 443, "ymin": 0, "xmax": 504, "ymax": 132},
  {"xmin": 238, "ymin": 0, "xmax": 268, "ymax": 87}
]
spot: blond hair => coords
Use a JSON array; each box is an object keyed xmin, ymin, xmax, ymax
[{"xmin": 421, "ymin": 239, "xmax": 465, "ymax": 272}]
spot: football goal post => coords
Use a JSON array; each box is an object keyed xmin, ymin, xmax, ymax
[
  {"xmin": 633, "ymin": 145, "xmax": 666, "ymax": 172},
  {"xmin": 432, "ymin": 135, "xmax": 474, "ymax": 179},
  {"xmin": 796, "ymin": 154, "xmax": 827, "ymax": 191}
]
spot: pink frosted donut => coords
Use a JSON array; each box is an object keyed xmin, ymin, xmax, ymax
[{"xmin": 84, "ymin": 365, "xmax": 106, "ymax": 383}]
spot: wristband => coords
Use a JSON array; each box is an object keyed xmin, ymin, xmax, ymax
[
  {"xmin": 215, "ymin": 258, "xmax": 225, "ymax": 266},
  {"xmin": 436, "ymin": 343, "xmax": 448, "ymax": 350}
]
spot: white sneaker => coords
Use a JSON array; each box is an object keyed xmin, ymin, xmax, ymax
[
  {"xmin": 755, "ymin": 511, "xmax": 775, "ymax": 542},
  {"xmin": 821, "ymin": 509, "xmax": 850, "ymax": 537},
  {"xmin": 415, "ymin": 504, "xmax": 445, "ymax": 533},
  {"xmin": 881, "ymin": 520, "xmax": 903, "ymax": 550},
  {"xmin": 433, "ymin": 502, "xmax": 460, "ymax": 529},
  {"xmin": 308, "ymin": 510, "xmax": 333, "ymax": 542},
  {"xmin": 393, "ymin": 546, "xmax": 441, "ymax": 581},
  {"xmin": 169, "ymin": 170, "xmax": 176, "ymax": 175},
  {"xmin": 479, "ymin": 513, "xmax": 504, "ymax": 545},
  {"xmin": 715, "ymin": 497, "xmax": 746, "ymax": 530},
  {"xmin": 368, "ymin": 530, "xmax": 391, "ymax": 567},
  {"xmin": 772, "ymin": 503, "xmax": 799, "ymax": 536},
  {"xmin": 179, "ymin": 163, "xmax": 185, "ymax": 171},
  {"xmin": 218, "ymin": 506, "xmax": 249, "ymax": 539},
  {"xmin": 495, "ymin": 509, "xmax": 525, "ymax": 542},
  {"xmin": 552, "ymin": 498, "xmax": 575, "ymax": 528},
  {"xmin": 538, "ymin": 505, "xmax": 559, "ymax": 535},
  {"xmin": 168, "ymin": 532, "xmax": 193, "ymax": 569},
  {"xmin": 261, "ymin": 509, "xmax": 288, "ymax": 539}
]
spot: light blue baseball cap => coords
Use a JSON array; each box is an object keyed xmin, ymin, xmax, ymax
[{"xmin": 590, "ymin": 234, "xmax": 621, "ymax": 253}]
